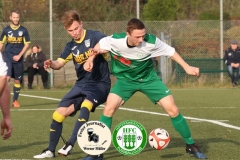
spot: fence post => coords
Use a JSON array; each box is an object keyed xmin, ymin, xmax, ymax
[{"xmin": 160, "ymin": 32, "xmax": 165, "ymax": 82}]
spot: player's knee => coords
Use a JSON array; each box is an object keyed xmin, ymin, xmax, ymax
[
  {"xmin": 167, "ymin": 106, "xmax": 179, "ymax": 117},
  {"xmin": 14, "ymin": 83, "xmax": 21, "ymax": 88},
  {"xmin": 7, "ymin": 76, "xmax": 11, "ymax": 82},
  {"xmin": 81, "ymin": 100, "xmax": 93, "ymax": 111},
  {"xmin": 52, "ymin": 111, "xmax": 66, "ymax": 123},
  {"xmin": 103, "ymin": 106, "xmax": 116, "ymax": 116}
]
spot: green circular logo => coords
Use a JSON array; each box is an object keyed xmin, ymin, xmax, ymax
[{"xmin": 112, "ymin": 120, "xmax": 147, "ymax": 155}]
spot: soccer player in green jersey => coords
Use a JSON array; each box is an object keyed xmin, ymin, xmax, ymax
[{"xmin": 84, "ymin": 18, "xmax": 207, "ymax": 160}]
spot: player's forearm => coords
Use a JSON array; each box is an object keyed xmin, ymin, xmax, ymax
[
  {"xmin": 87, "ymin": 54, "xmax": 96, "ymax": 62},
  {"xmin": 94, "ymin": 43, "xmax": 109, "ymax": 54},
  {"xmin": 50, "ymin": 60, "xmax": 64, "ymax": 70},
  {"xmin": 171, "ymin": 52, "xmax": 190, "ymax": 70}
]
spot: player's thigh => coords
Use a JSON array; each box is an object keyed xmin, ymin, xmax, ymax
[
  {"xmin": 104, "ymin": 93, "xmax": 123, "ymax": 115},
  {"xmin": 140, "ymin": 78, "xmax": 171, "ymax": 104},
  {"xmin": 0, "ymin": 57, "xmax": 8, "ymax": 76},
  {"xmin": 0, "ymin": 76, "xmax": 7, "ymax": 96},
  {"xmin": 110, "ymin": 79, "xmax": 136, "ymax": 102},
  {"xmin": 58, "ymin": 83, "xmax": 110, "ymax": 115},
  {"xmin": 12, "ymin": 62, "xmax": 24, "ymax": 80},
  {"xmin": 82, "ymin": 83, "xmax": 111, "ymax": 112},
  {"xmin": 58, "ymin": 85, "xmax": 85, "ymax": 116},
  {"xmin": 157, "ymin": 95, "xmax": 179, "ymax": 117},
  {"xmin": 5, "ymin": 61, "xmax": 13, "ymax": 77}
]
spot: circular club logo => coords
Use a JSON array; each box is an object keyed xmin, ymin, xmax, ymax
[
  {"xmin": 77, "ymin": 121, "xmax": 111, "ymax": 155},
  {"xmin": 112, "ymin": 120, "xmax": 147, "ymax": 155}
]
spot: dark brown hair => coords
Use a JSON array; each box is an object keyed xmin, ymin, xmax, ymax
[
  {"xmin": 126, "ymin": 18, "xmax": 145, "ymax": 34},
  {"xmin": 61, "ymin": 10, "xmax": 81, "ymax": 28},
  {"xmin": 11, "ymin": 10, "xmax": 20, "ymax": 16},
  {"xmin": 31, "ymin": 44, "xmax": 40, "ymax": 50}
]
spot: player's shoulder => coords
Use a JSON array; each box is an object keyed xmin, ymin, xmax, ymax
[
  {"xmin": 86, "ymin": 30, "xmax": 105, "ymax": 36},
  {"xmin": 2, "ymin": 25, "xmax": 11, "ymax": 31},
  {"xmin": 19, "ymin": 25, "xmax": 29, "ymax": 31},
  {"xmin": 144, "ymin": 33, "xmax": 157, "ymax": 44},
  {"xmin": 66, "ymin": 40, "xmax": 74, "ymax": 47},
  {"xmin": 112, "ymin": 32, "xmax": 126, "ymax": 39}
]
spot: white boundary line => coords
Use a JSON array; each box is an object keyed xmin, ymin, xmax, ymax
[{"xmin": 15, "ymin": 93, "xmax": 240, "ymax": 131}]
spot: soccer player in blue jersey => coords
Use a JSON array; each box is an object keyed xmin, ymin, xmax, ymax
[
  {"xmin": 0, "ymin": 53, "xmax": 12, "ymax": 140},
  {"xmin": 33, "ymin": 10, "xmax": 111, "ymax": 159},
  {"xmin": 0, "ymin": 10, "xmax": 31, "ymax": 108},
  {"xmin": 86, "ymin": 18, "xmax": 207, "ymax": 159}
]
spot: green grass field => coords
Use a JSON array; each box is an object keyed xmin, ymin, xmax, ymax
[{"xmin": 1, "ymin": 88, "xmax": 240, "ymax": 160}]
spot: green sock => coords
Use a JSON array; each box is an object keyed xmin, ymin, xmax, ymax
[
  {"xmin": 100, "ymin": 114, "xmax": 112, "ymax": 129},
  {"xmin": 171, "ymin": 113, "xmax": 194, "ymax": 144}
]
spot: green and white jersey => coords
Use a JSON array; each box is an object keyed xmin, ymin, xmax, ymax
[{"xmin": 99, "ymin": 32, "xmax": 175, "ymax": 82}]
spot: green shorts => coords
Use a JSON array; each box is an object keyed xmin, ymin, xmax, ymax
[{"xmin": 110, "ymin": 78, "xmax": 171, "ymax": 104}]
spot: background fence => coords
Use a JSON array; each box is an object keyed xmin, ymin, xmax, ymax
[{"xmin": 1, "ymin": 20, "xmax": 240, "ymax": 87}]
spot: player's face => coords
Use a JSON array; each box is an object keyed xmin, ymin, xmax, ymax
[
  {"xmin": 127, "ymin": 29, "xmax": 146, "ymax": 47},
  {"xmin": 66, "ymin": 21, "xmax": 83, "ymax": 41},
  {"xmin": 10, "ymin": 12, "xmax": 20, "ymax": 26}
]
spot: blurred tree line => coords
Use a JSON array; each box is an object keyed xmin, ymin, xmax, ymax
[
  {"xmin": 0, "ymin": 0, "xmax": 240, "ymax": 22},
  {"xmin": 143, "ymin": 0, "xmax": 240, "ymax": 20}
]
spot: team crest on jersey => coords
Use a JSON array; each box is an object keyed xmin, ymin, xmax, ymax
[
  {"xmin": 228, "ymin": 53, "xmax": 232, "ymax": 56},
  {"xmin": 18, "ymin": 31, "xmax": 23, "ymax": 36},
  {"xmin": 137, "ymin": 53, "xmax": 144, "ymax": 58},
  {"xmin": 8, "ymin": 31, "xmax": 13, "ymax": 37},
  {"xmin": 85, "ymin": 39, "xmax": 90, "ymax": 47},
  {"xmin": 72, "ymin": 46, "xmax": 80, "ymax": 56}
]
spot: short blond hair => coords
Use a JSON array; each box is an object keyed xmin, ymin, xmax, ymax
[{"xmin": 61, "ymin": 10, "xmax": 81, "ymax": 29}]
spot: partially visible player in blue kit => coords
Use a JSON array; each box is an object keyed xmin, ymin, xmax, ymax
[
  {"xmin": 33, "ymin": 10, "xmax": 111, "ymax": 159},
  {"xmin": 0, "ymin": 10, "xmax": 31, "ymax": 108}
]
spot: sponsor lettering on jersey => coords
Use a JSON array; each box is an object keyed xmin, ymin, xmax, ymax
[
  {"xmin": 113, "ymin": 55, "xmax": 131, "ymax": 66},
  {"xmin": 7, "ymin": 36, "xmax": 23, "ymax": 43},
  {"xmin": 72, "ymin": 48, "xmax": 91, "ymax": 64}
]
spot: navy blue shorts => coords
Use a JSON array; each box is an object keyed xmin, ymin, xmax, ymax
[
  {"xmin": 58, "ymin": 82, "xmax": 110, "ymax": 116},
  {"xmin": 6, "ymin": 61, "xmax": 24, "ymax": 80}
]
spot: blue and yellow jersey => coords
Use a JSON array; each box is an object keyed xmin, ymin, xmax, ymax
[
  {"xmin": 59, "ymin": 30, "xmax": 110, "ymax": 84},
  {"xmin": 0, "ymin": 25, "xmax": 31, "ymax": 63}
]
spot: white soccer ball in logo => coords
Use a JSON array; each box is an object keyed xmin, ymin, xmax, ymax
[{"xmin": 148, "ymin": 128, "xmax": 170, "ymax": 150}]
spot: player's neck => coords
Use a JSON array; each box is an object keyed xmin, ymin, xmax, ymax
[
  {"xmin": 126, "ymin": 38, "xmax": 135, "ymax": 48},
  {"xmin": 10, "ymin": 24, "xmax": 20, "ymax": 29}
]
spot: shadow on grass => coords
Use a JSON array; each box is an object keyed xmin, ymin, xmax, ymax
[
  {"xmin": 19, "ymin": 102, "xmax": 58, "ymax": 107},
  {"xmin": 67, "ymin": 136, "xmax": 240, "ymax": 160},
  {"xmin": 0, "ymin": 141, "xmax": 48, "ymax": 153}
]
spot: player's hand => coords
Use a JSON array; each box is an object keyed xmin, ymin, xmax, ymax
[
  {"xmin": 89, "ymin": 48, "xmax": 101, "ymax": 56},
  {"xmin": 13, "ymin": 55, "xmax": 21, "ymax": 62},
  {"xmin": 1, "ymin": 118, "xmax": 12, "ymax": 140},
  {"xmin": 185, "ymin": 66, "xmax": 199, "ymax": 76},
  {"xmin": 44, "ymin": 59, "xmax": 52, "ymax": 70},
  {"xmin": 83, "ymin": 60, "xmax": 93, "ymax": 72}
]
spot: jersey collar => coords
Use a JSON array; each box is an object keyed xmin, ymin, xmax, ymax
[
  {"xmin": 10, "ymin": 24, "xmax": 20, "ymax": 30},
  {"xmin": 75, "ymin": 29, "xmax": 86, "ymax": 43}
]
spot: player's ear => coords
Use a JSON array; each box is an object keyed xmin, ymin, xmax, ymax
[
  {"xmin": 126, "ymin": 32, "xmax": 130, "ymax": 37},
  {"xmin": 79, "ymin": 21, "xmax": 83, "ymax": 28}
]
